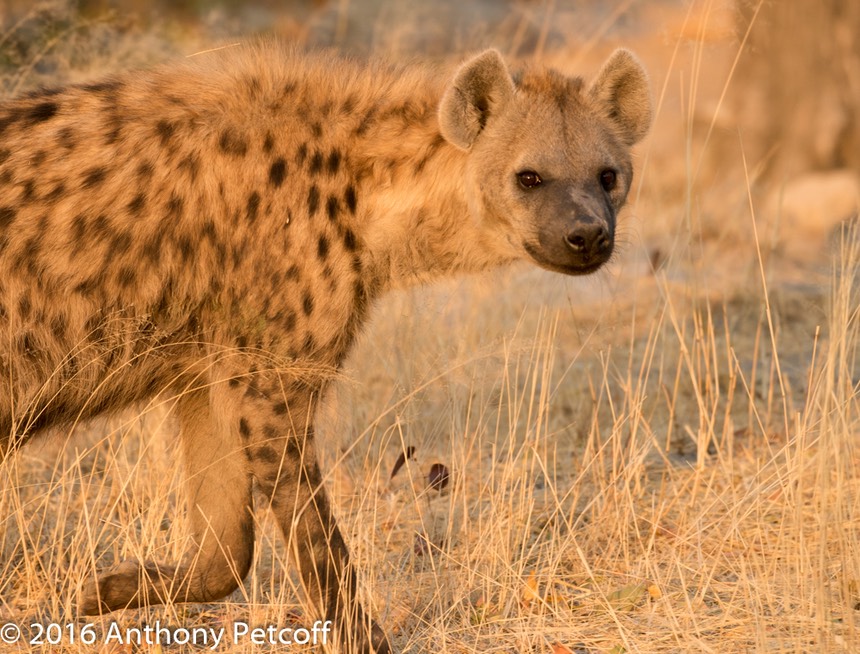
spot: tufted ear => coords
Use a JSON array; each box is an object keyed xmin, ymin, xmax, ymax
[
  {"xmin": 589, "ymin": 48, "xmax": 652, "ymax": 145},
  {"xmin": 438, "ymin": 49, "xmax": 516, "ymax": 151}
]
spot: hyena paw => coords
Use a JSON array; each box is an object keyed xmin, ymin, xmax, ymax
[{"xmin": 78, "ymin": 560, "xmax": 175, "ymax": 614}]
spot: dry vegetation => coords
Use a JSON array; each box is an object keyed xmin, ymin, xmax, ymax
[{"xmin": 1, "ymin": 1, "xmax": 859, "ymax": 653}]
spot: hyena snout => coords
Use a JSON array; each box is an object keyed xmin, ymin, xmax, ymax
[
  {"xmin": 527, "ymin": 212, "xmax": 614, "ymax": 275},
  {"xmin": 564, "ymin": 216, "xmax": 612, "ymax": 259}
]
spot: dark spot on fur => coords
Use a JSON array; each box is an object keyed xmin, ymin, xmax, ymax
[
  {"xmin": 317, "ymin": 235, "xmax": 329, "ymax": 260},
  {"xmin": 326, "ymin": 150, "xmax": 341, "ymax": 175},
  {"xmin": 307, "ymin": 186, "xmax": 320, "ymax": 216},
  {"xmin": 82, "ymin": 167, "xmax": 107, "ymax": 189},
  {"xmin": 269, "ymin": 158, "xmax": 287, "ymax": 187},
  {"xmin": 0, "ymin": 207, "xmax": 15, "ymax": 229},
  {"xmin": 344, "ymin": 185, "xmax": 357, "ymax": 214},
  {"xmin": 127, "ymin": 193, "xmax": 146, "ymax": 216},
  {"xmin": 177, "ymin": 235, "xmax": 193, "ymax": 262},
  {"xmin": 309, "ymin": 151, "xmax": 323, "ymax": 175},
  {"xmin": 74, "ymin": 276, "xmax": 99, "ymax": 296},
  {"xmin": 24, "ymin": 86, "xmax": 63, "ymax": 99},
  {"xmin": 231, "ymin": 240, "xmax": 246, "ymax": 267},
  {"xmin": 117, "ymin": 266, "xmax": 136, "ymax": 288},
  {"xmin": 282, "ymin": 310, "xmax": 296, "ymax": 331},
  {"xmin": 219, "ymin": 129, "xmax": 248, "ymax": 157},
  {"xmin": 91, "ymin": 215, "xmax": 110, "ymax": 240},
  {"xmin": 71, "ymin": 213, "xmax": 87, "ymax": 247},
  {"xmin": 255, "ymin": 445, "xmax": 280, "ymax": 464},
  {"xmin": 239, "ymin": 417, "xmax": 251, "ymax": 439},
  {"xmin": 326, "ymin": 196, "xmax": 339, "ymax": 222},
  {"xmin": 302, "ymin": 332, "xmax": 315, "ymax": 353},
  {"xmin": 272, "ymin": 401, "xmax": 287, "ymax": 415},
  {"xmin": 342, "ymin": 228, "xmax": 357, "ymax": 251},
  {"xmin": 201, "ymin": 219, "xmax": 217, "ymax": 243},
  {"xmin": 166, "ymin": 194, "xmax": 183, "ymax": 218},
  {"xmin": 155, "ymin": 120, "xmax": 176, "ymax": 145},
  {"xmin": 81, "ymin": 80, "xmax": 122, "ymax": 93},
  {"xmin": 26, "ymin": 102, "xmax": 58, "ymax": 124},
  {"xmin": 46, "ymin": 182, "xmax": 65, "ymax": 203},
  {"xmin": 111, "ymin": 230, "xmax": 133, "ymax": 255},
  {"xmin": 341, "ymin": 94, "xmax": 357, "ymax": 115},
  {"xmin": 244, "ymin": 76, "xmax": 261, "ymax": 97},
  {"xmin": 263, "ymin": 132, "xmax": 274, "ymax": 153},
  {"xmin": 136, "ymin": 161, "xmax": 154, "ymax": 180},
  {"xmin": 18, "ymin": 236, "xmax": 41, "ymax": 271},
  {"xmin": 296, "ymin": 143, "xmax": 307, "ymax": 166},
  {"xmin": 355, "ymin": 105, "xmax": 377, "ymax": 135},
  {"xmin": 302, "ymin": 290, "xmax": 314, "ymax": 316},
  {"xmin": 247, "ymin": 191, "xmax": 261, "ymax": 222},
  {"xmin": 58, "ymin": 127, "xmax": 76, "ymax": 150},
  {"xmin": 179, "ymin": 155, "xmax": 199, "ymax": 181},
  {"xmin": 50, "ymin": 315, "xmax": 66, "ymax": 341},
  {"xmin": 311, "ymin": 122, "xmax": 323, "ymax": 138},
  {"xmin": 21, "ymin": 179, "xmax": 36, "ymax": 202},
  {"xmin": 0, "ymin": 112, "xmax": 21, "ymax": 137},
  {"xmin": 304, "ymin": 461, "xmax": 324, "ymax": 488},
  {"xmin": 353, "ymin": 277, "xmax": 367, "ymax": 306},
  {"xmin": 19, "ymin": 331, "xmax": 37, "ymax": 355},
  {"xmin": 18, "ymin": 295, "xmax": 31, "ymax": 320}
]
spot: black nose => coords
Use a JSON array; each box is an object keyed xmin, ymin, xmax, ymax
[{"xmin": 565, "ymin": 222, "xmax": 611, "ymax": 256}]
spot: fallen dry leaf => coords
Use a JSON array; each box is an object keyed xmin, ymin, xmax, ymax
[
  {"xmin": 606, "ymin": 583, "xmax": 648, "ymax": 611},
  {"xmin": 522, "ymin": 571, "xmax": 540, "ymax": 607},
  {"xmin": 428, "ymin": 462, "xmax": 449, "ymax": 491}
]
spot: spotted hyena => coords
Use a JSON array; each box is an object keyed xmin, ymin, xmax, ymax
[{"xmin": 0, "ymin": 44, "xmax": 651, "ymax": 652}]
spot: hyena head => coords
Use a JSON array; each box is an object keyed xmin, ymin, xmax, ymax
[{"xmin": 439, "ymin": 48, "xmax": 652, "ymax": 275}]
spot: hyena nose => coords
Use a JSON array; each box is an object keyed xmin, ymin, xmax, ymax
[{"xmin": 565, "ymin": 222, "xmax": 610, "ymax": 256}]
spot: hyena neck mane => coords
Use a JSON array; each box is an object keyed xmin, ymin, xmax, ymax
[
  {"xmin": 357, "ymin": 124, "xmax": 502, "ymax": 291},
  {"xmin": 223, "ymin": 46, "xmax": 512, "ymax": 292},
  {"xmin": 336, "ymin": 74, "xmax": 506, "ymax": 291}
]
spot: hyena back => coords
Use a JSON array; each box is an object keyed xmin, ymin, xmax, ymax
[{"xmin": 0, "ymin": 44, "xmax": 651, "ymax": 653}]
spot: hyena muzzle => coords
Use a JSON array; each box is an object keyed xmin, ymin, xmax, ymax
[{"xmin": 0, "ymin": 43, "xmax": 651, "ymax": 653}]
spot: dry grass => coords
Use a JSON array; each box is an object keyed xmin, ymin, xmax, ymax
[{"xmin": 1, "ymin": 1, "xmax": 859, "ymax": 653}]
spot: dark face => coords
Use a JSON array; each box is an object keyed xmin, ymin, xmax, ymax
[
  {"xmin": 466, "ymin": 73, "xmax": 636, "ymax": 277},
  {"xmin": 516, "ymin": 160, "xmax": 629, "ymax": 275}
]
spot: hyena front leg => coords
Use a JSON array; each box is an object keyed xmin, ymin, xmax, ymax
[
  {"xmin": 80, "ymin": 386, "xmax": 255, "ymax": 613},
  {"xmin": 232, "ymin": 375, "xmax": 391, "ymax": 654}
]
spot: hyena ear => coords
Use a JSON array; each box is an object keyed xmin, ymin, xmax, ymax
[
  {"xmin": 589, "ymin": 48, "xmax": 652, "ymax": 146},
  {"xmin": 439, "ymin": 49, "xmax": 516, "ymax": 151}
]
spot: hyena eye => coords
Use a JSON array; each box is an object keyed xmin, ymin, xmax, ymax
[
  {"xmin": 517, "ymin": 170, "xmax": 542, "ymax": 189},
  {"xmin": 599, "ymin": 169, "xmax": 617, "ymax": 192}
]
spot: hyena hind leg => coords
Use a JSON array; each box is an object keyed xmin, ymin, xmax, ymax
[
  {"xmin": 79, "ymin": 387, "xmax": 254, "ymax": 613},
  {"xmin": 238, "ymin": 386, "xmax": 391, "ymax": 654}
]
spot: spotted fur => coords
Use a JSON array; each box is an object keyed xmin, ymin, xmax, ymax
[{"xmin": 0, "ymin": 44, "xmax": 651, "ymax": 653}]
